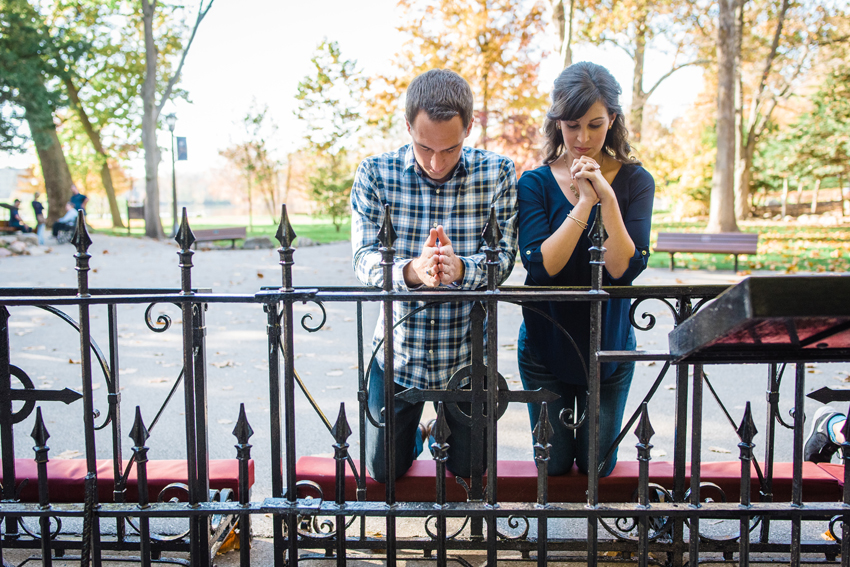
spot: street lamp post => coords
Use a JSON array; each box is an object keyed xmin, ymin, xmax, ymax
[{"xmin": 165, "ymin": 113, "xmax": 178, "ymax": 236}]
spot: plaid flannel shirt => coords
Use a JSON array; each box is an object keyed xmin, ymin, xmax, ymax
[{"xmin": 351, "ymin": 144, "xmax": 518, "ymax": 390}]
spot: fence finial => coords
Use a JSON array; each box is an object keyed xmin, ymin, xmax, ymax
[
  {"xmin": 31, "ymin": 406, "xmax": 50, "ymax": 448},
  {"xmin": 481, "ymin": 206, "xmax": 502, "ymax": 249},
  {"xmin": 71, "ymin": 209, "xmax": 92, "ymax": 253},
  {"xmin": 233, "ymin": 403, "xmax": 254, "ymax": 445},
  {"xmin": 533, "ymin": 402, "xmax": 554, "ymax": 456},
  {"xmin": 333, "ymin": 403, "xmax": 352, "ymax": 446},
  {"xmin": 378, "ymin": 204, "xmax": 397, "ymax": 249},
  {"xmin": 175, "ymin": 207, "xmax": 196, "ymax": 250},
  {"xmin": 737, "ymin": 401, "xmax": 758, "ymax": 444},
  {"xmin": 129, "ymin": 406, "xmax": 150, "ymax": 447},
  {"xmin": 275, "ymin": 204, "xmax": 297, "ymax": 249},
  {"xmin": 635, "ymin": 402, "xmax": 655, "ymax": 446}
]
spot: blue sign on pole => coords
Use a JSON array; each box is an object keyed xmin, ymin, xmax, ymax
[{"xmin": 177, "ymin": 137, "xmax": 188, "ymax": 161}]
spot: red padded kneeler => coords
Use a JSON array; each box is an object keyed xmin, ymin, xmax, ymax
[{"xmin": 2, "ymin": 459, "xmax": 254, "ymax": 503}]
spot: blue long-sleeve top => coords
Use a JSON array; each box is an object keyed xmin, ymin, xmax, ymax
[{"xmin": 518, "ymin": 163, "xmax": 655, "ymax": 385}]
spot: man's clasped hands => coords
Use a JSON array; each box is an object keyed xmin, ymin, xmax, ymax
[{"xmin": 403, "ymin": 225, "xmax": 465, "ymax": 287}]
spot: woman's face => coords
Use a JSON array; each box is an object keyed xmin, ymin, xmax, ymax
[{"xmin": 559, "ymin": 100, "xmax": 616, "ymax": 162}]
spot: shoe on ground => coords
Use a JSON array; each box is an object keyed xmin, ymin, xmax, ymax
[{"xmin": 804, "ymin": 406, "xmax": 843, "ymax": 463}]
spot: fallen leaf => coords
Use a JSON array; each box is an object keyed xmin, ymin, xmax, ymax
[
  {"xmin": 257, "ymin": 272, "xmax": 264, "ymax": 279},
  {"xmin": 343, "ymin": 317, "xmax": 354, "ymax": 322},
  {"xmin": 102, "ymin": 250, "xmax": 108, "ymax": 254},
  {"xmin": 641, "ymin": 361, "xmax": 657, "ymax": 367},
  {"xmin": 213, "ymin": 360, "xmax": 236, "ymax": 368},
  {"xmin": 664, "ymin": 383, "xmax": 675, "ymax": 390},
  {"xmin": 22, "ymin": 345, "xmax": 46, "ymax": 351},
  {"xmin": 217, "ymin": 419, "xmax": 234, "ymax": 425},
  {"xmin": 149, "ymin": 378, "xmax": 169, "ymax": 384},
  {"xmin": 501, "ymin": 343, "xmax": 517, "ymax": 350},
  {"xmin": 222, "ymin": 385, "xmax": 234, "ymax": 390},
  {"xmin": 653, "ymin": 449, "xmax": 667, "ymax": 457},
  {"xmin": 55, "ymin": 449, "xmax": 82, "ymax": 459},
  {"xmin": 120, "ymin": 368, "xmax": 138, "ymax": 374},
  {"xmin": 327, "ymin": 385, "xmax": 342, "ymax": 390},
  {"xmin": 709, "ymin": 446, "xmax": 731, "ymax": 454},
  {"xmin": 69, "ymin": 358, "xmax": 81, "ymax": 364},
  {"xmin": 326, "ymin": 370, "xmax": 344, "ymax": 377},
  {"xmin": 118, "ymin": 332, "xmax": 135, "ymax": 338}
]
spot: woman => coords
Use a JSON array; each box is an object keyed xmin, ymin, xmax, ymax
[{"xmin": 517, "ymin": 62, "xmax": 655, "ymax": 477}]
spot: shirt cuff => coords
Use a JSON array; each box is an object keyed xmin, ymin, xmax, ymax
[{"xmin": 609, "ymin": 247, "xmax": 649, "ymax": 285}]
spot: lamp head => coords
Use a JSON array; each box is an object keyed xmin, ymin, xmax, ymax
[{"xmin": 165, "ymin": 113, "xmax": 177, "ymax": 132}]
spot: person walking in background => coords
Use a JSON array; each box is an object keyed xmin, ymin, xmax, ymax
[
  {"xmin": 516, "ymin": 62, "xmax": 655, "ymax": 477},
  {"xmin": 69, "ymin": 183, "xmax": 88, "ymax": 212},
  {"xmin": 31, "ymin": 192, "xmax": 46, "ymax": 244},
  {"xmin": 8, "ymin": 199, "xmax": 33, "ymax": 233}
]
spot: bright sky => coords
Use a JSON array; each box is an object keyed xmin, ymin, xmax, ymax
[{"xmin": 1, "ymin": 0, "xmax": 704, "ymax": 177}]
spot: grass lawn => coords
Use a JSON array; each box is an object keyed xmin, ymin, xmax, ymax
[{"xmin": 88, "ymin": 212, "xmax": 850, "ymax": 274}]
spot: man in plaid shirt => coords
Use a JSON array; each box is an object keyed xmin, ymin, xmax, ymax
[{"xmin": 351, "ymin": 69, "xmax": 518, "ymax": 482}]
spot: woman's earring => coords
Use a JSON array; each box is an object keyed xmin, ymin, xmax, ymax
[{"xmin": 555, "ymin": 122, "xmax": 560, "ymax": 130}]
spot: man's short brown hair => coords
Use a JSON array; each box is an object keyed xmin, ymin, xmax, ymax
[{"xmin": 405, "ymin": 69, "xmax": 474, "ymax": 129}]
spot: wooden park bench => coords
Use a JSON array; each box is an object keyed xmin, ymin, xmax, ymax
[
  {"xmin": 126, "ymin": 203, "xmax": 145, "ymax": 235},
  {"xmin": 654, "ymin": 232, "xmax": 759, "ymax": 272},
  {"xmin": 296, "ymin": 456, "xmax": 844, "ymax": 503},
  {"xmin": 0, "ymin": 220, "xmax": 17, "ymax": 233},
  {"xmin": 192, "ymin": 226, "xmax": 247, "ymax": 249}
]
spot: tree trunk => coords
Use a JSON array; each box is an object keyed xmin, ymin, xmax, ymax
[
  {"xmin": 794, "ymin": 180, "xmax": 804, "ymax": 215},
  {"xmin": 707, "ymin": 0, "xmax": 740, "ymax": 233},
  {"xmin": 551, "ymin": 0, "xmax": 574, "ymax": 69},
  {"xmin": 733, "ymin": 0, "xmax": 747, "ymax": 220},
  {"xmin": 811, "ymin": 178, "xmax": 820, "ymax": 214},
  {"xmin": 629, "ymin": 12, "xmax": 648, "ymax": 142},
  {"xmin": 780, "ymin": 177, "xmax": 788, "ymax": 217},
  {"xmin": 24, "ymin": 83, "xmax": 72, "ymax": 226},
  {"xmin": 65, "ymin": 78, "xmax": 125, "ymax": 229},
  {"xmin": 141, "ymin": 0, "xmax": 165, "ymax": 239}
]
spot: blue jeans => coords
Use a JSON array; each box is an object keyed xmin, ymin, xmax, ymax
[
  {"xmin": 517, "ymin": 323, "xmax": 634, "ymax": 477},
  {"xmin": 365, "ymin": 360, "xmax": 485, "ymax": 482}
]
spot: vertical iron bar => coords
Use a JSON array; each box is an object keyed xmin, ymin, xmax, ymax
[
  {"xmin": 737, "ymin": 402, "xmax": 757, "ymax": 567},
  {"xmin": 483, "ymin": 207, "xmax": 501, "ymax": 566},
  {"xmin": 689, "ymin": 365, "xmax": 703, "ymax": 563},
  {"xmin": 840, "ymin": 407, "xmax": 850, "ymax": 567},
  {"xmin": 264, "ymin": 300, "xmax": 285, "ymax": 566},
  {"xmin": 31, "ymin": 407, "xmax": 52, "ymax": 567},
  {"xmin": 333, "ymin": 403, "xmax": 352, "ymax": 567},
  {"xmin": 791, "ymin": 362, "xmax": 805, "ymax": 567},
  {"xmin": 760, "ymin": 363, "xmax": 779, "ymax": 543},
  {"xmin": 378, "ymin": 205, "xmax": 397, "ymax": 566},
  {"xmin": 233, "ymin": 404, "xmax": 254, "ymax": 567},
  {"xmin": 275, "ymin": 205, "xmax": 299, "ymax": 567},
  {"xmin": 192, "ymin": 302, "xmax": 211, "ymax": 564},
  {"xmin": 72, "ymin": 212, "xmax": 101, "ymax": 567},
  {"xmin": 432, "ymin": 403, "xmax": 450, "ymax": 567},
  {"xmin": 0, "ymin": 305, "xmax": 19, "ymax": 542},
  {"xmin": 175, "ymin": 209, "xmax": 202, "ymax": 565},
  {"xmin": 635, "ymin": 402, "xmax": 654, "ymax": 567},
  {"xmin": 130, "ymin": 407, "xmax": 152, "ymax": 567},
  {"xmin": 533, "ymin": 403, "xmax": 553, "ymax": 567},
  {"xmin": 106, "ymin": 304, "xmax": 125, "ymax": 542},
  {"xmin": 671, "ymin": 330, "xmax": 690, "ymax": 567},
  {"xmin": 586, "ymin": 203, "xmax": 605, "ymax": 567},
  {"xmin": 468, "ymin": 303, "xmax": 486, "ymax": 541},
  {"xmin": 356, "ymin": 301, "xmax": 367, "ymax": 541}
]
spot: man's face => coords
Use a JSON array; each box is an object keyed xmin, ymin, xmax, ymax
[{"xmin": 407, "ymin": 110, "xmax": 473, "ymax": 184}]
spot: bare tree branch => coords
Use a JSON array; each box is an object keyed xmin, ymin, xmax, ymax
[
  {"xmin": 645, "ymin": 59, "xmax": 710, "ymax": 98},
  {"xmin": 156, "ymin": 0, "xmax": 215, "ymax": 116}
]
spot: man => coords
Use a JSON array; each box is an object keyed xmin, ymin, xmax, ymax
[
  {"xmin": 8, "ymin": 199, "xmax": 32, "ymax": 232},
  {"xmin": 69, "ymin": 183, "xmax": 88, "ymax": 212},
  {"xmin": 351, "ymin": 69, "xmax": 518, "ymax": 482},
  {"xmin": 32, "ymin": 192, "xmax": 45, "ymax": 244}
]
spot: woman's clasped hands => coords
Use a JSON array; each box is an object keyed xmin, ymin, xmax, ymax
[{"xmin": 569, "ymin": 155, "xmax": 613, "ymax": 205}]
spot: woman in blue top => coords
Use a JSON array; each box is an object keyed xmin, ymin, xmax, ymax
[{"xmin": 517, "ymin": 62, "xmax": 655, "ymax": 477}]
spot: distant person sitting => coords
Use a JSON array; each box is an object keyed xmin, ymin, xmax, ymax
[
  {"xmin": 52, "ymin": 203, "xmax": 78, "ymax": 239},
  {"xmin": 9, "ymin": 199, "xmax": 33, "ymax": 232},
  {"xmin": 805, "ymin": 406, "xmax": 848, "ymax": 462},
  {"xmin": 32, "ymin": 192, "xmax": 46, "ymax": 244},
  {"xmin": 69, "ymin": 183, "xmax": 88, "ymax": 212}
]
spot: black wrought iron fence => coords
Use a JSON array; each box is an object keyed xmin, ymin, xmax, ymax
[{"xmin": 1, "ymin": 205, "xmax": 848, "ymax": 567}]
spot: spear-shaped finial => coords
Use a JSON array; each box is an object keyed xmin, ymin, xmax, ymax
[
  {"xmin": 31, "ymin": 406, "xmax": 50, "ymax": 448},
  {"xmin": 71, "ymin": 209, "xmax": 93, "ymax": 253},
  {"xmin": 378, "ymin": 204, "xmax": 397, "ymax": 249},
  {"xmin": 533, "ymin": 402, "xmax": 554, "ymax": 450},
  {"xmin": 737, "ymin": 402, "xmax": 758, "ymax": 445},
  {"xmin": 275, "ymin": 204, "xmax": 297, "ymax": 248},
  {"xmin": 635, "ymin": 402, "xmax": 655, "ymax": 446},
  {"xmin": 481, "ymin": 206, "xmax": 503, "ymax": 250},
  {"xmin": 174, "ymin": 207, "xmax": 196, "ymax": 250},
  {"xmin": 129, "ymin": 406, "xmax": 150, "ymax": 448},
  {"xmin": 233, "ymin": 403, "xmax": 255, "ymax": 445},
  {"xmin": 332, "ymin": 403, "xmax": 352, "ymax": 446},
  {"xmin": 432, "ymin": 402, "xmax": 451, "ymax": 447}
]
